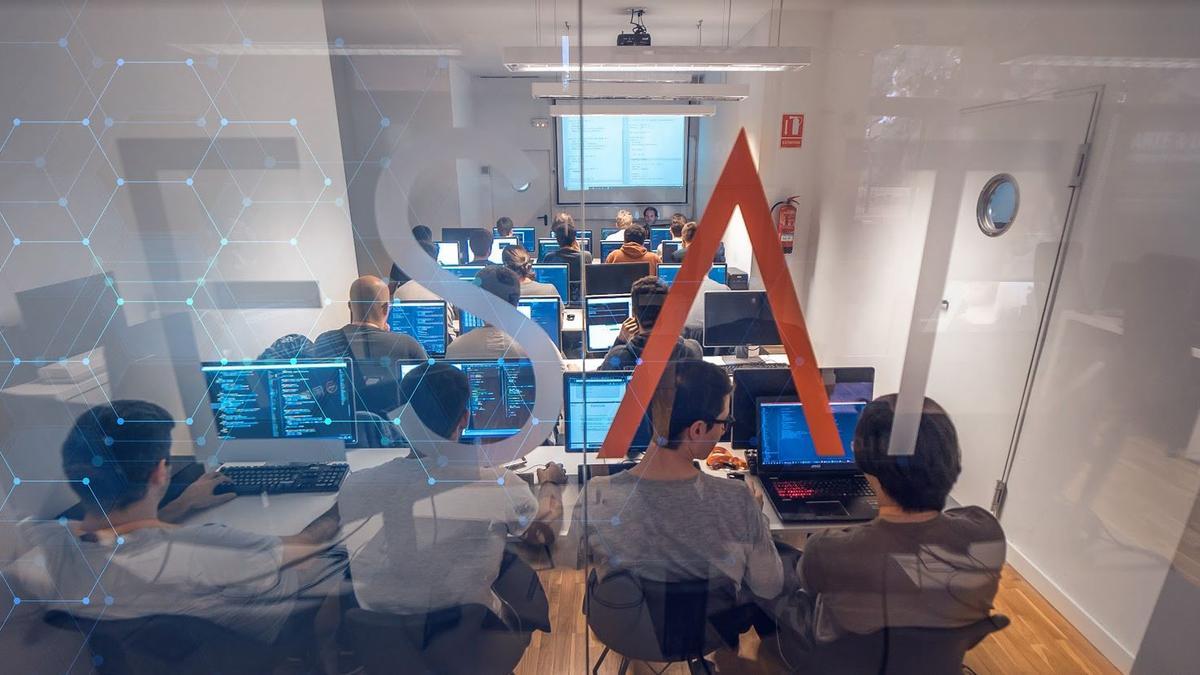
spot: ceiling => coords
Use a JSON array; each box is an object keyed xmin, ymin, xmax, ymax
[{"xmin": 322, "ymin": 0, "xmax": 784, "ymax": 76}]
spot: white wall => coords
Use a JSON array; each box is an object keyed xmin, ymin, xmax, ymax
[{"xmin": 801, "ymin": 2, "xmax": 1200, "ymax": 671}]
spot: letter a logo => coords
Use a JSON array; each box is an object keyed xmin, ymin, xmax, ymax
[{"xmin": 598, "ymin": 129, "xmax": 843, "ymax": 459}]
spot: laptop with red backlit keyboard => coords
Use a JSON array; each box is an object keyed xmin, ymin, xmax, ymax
[{"xmin": 756, "ymin": 400, "xmax": 878, "ymax": 523}]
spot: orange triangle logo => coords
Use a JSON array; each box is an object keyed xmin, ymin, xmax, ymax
[{"xmin": 597, "ymin": 129, "xmax": 843, "ymax": 459}]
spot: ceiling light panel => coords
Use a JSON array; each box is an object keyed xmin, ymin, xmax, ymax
[
  {"xmin": 532, "ymin": 81, "xmax": 749, "ymax": 101},
  {"xmin": 504, "ymin": 46, "xmax": 811, "ymax": 73},
  {"xmin": 549, "ymin": 104, "xmax": 716, "ymax": 117}
]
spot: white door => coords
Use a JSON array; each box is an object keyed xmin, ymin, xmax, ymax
[
  {"xmin": 490, "ymin": 149, "xmax": 551, "ymax": 232},
  {"xmin": 924, "ymin": 90, "xmax": 1098, "ymax": 511}
]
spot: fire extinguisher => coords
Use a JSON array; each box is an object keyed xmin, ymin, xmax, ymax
[{"xmin": 771, "ymin": 196, "xmax": 800, "ymax": 254}]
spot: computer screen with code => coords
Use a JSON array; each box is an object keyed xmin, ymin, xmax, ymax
[
  {"xmin": 531, "ymin": 264, "xmax": 569, "ymax": 300},
  {"xmin": 657, "ymin": 263, "xmax": 727, "ymax": 287},
  {"xmin": 459, "ymin": 297, "xmax": 561, "ymax": 349},
  {"xmin": 757, "ymin": 401, "xmax": 865, "ymax": 468},
  {"xmin": 202, "ymin": 360, "xmax": 355, "ymax": 441},
  {"xmin": 398, "ymin": 359, "xmax": 536, "ymax": 439},
  {"xmin": 585, "ymin": 295, "xmax": 631, "ymax": 352},
  {"xmin": 563, "ymin": 372, "xmax": 652, "ymax": 452},
  {"xmin": 388, "ymin": 300, "xmax": 447, "ymax": 356}
]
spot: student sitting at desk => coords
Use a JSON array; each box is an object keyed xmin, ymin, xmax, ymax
[
  {"xmin": 446, "ymin": 265, "xmax": 538, "ymax": 361},
  {"xmin": 465, "ymin": 228, "xmax": 496, "ymax": 266},
  {"xmin": 795, "ymin": 394, "xmax": 1005, "ymax": 643},
  {"xmin": 604, "ymin": 223, "xmax": 662, "ymax": 274},
  {"xmin": 573, "ymin": 360, "xmax": 784, "ymax": 646},
  {"xmin": 655, "ymin": 213, "xmax": 686, "ymax": 257},
  {"xmin": 392, "ymin": 239, "xmax": 458, "ymax": 339},
  {"xmin": 598, "ymin": 276, "xmax": 702, "ymax": 371},
  {"xmin": 641, "ymin": 205, "xmax": 659, "ymax": 229},
  {"xmin": 543, "ymin": 214, "xmax": 592, "ymax": 302},
  {"xmin": 309, "ymin": 275, "xmax": 427, "ymax": 415},
  {"xmin": 17, "ymin": 401, "xmax": 339, "ymax": 644},
  {"xmin": 335, "ymin": 363, "xmax": 566, "ymax": 620},
  {"xmin": 495, "ymin": 216, "xmax": 514, "ymax": 238},
  {"xmin": 673, "ymin": 221, "xmax": 726, "ymax": 265},
  {"xmin": 604, "ymin": 209, "xmax": 635, "ymax": 242},
  {"xmin": 502, "ymin": 245, "xmax": 559, "ymax": 298}
]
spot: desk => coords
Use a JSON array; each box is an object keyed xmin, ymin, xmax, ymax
[{"xmin": 562, "ymin": 353, "xmax": 791, "ymax": 372}]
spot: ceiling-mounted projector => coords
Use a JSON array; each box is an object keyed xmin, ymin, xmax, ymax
[{"xmin": 617, "ymin": 8, "xmax": 651, "ymax": 46}]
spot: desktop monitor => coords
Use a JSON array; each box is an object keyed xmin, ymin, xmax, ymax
[
  {"xmin": 757, "ymin": 401, "xmax": 866, "ymax": 470},
  {"xmin": 202, "ymin": 360, "xmax": 356, "ymax": 442},
  {"xmin": 601, "ymin": 227, "xmax": 621, "ymax": 240},
  {"xmin": 649, "ymin": 227, "xmax": 673, "ymax": 250},
  {"xmin": 563, "ymin": 372, "xmax": 652, "ymax": 453},
  {"xmin": 661, "ymin": 241, "xmax": 681, "ymax": 260},
  {"xmin": 585, "ymin": 262, "xmax": 650, "ymax": 296},
  {"xmin": 731, "ymin": 366, "xmax": 874, "ymax": 449},
  {"xmin": 459, "ymin": 296, "xmax": 562, "ymax": 350},
  {"xmin": 703, "ymin": 290, "xmax": 781, "ymax": 347},
  {"xmin": 585, "ymin": 294, "xmax": 631, "ymax": 353},
  {"xmin": 435, "ymin": 241, "xmax": 461, "ymax": 265},
  {"xmin": 388, "ymin": 300, "xmax": 448, "ymax": 356},
  {"xmin": 440, "ymin": 227, "xmax": 477, "ymax": 258},
  {"xmin": 495, "ymin": 226, "xmax": 535, "ymax": 251},
  {"xmin": 443, "ymin": 264, "xmax": 482, "ymax": 281},
  {"xmin": 577, "ymin": 232, "xmax": 592, "ymax": 251},
  {"xmin": 537, "ymin": 238, "xmax": 561, "ymax": 262},
  {"xmin": 397, "ymin": 359, "xmax": 536, "ymax": 439},
  {"xmin": 531, "ymin": 263, "xmax": 569, "ymax": 300},
  {"xmin": 657, "ymin": 263, "xmax": 727, "ymax": 287},
  {"xmin": 599, "ymin": 241, "xmax": 622, "ymax": 260},
  {"xmin": 488, "ymin": 236, "xmax": 519, "ymax": 264}
]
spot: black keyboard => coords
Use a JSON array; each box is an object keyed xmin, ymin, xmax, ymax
[
  {"xmin": 216, "ymin": 463, "xmax": 349, "ymax": 496},
  {"xmin": 771, "ymin": 476, "xmax": 874, "ymax": 500},
  {"xmin": 721, "ymin": 360, "xmax": 791, "ymax": 374}
]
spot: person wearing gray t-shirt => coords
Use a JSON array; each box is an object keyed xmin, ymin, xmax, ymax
[{"xmin": 573, "ymin": 360, "xmax": 784, "ymax": 612}]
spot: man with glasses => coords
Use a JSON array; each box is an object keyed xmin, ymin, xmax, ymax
[{"xmin": 573, "ymin": 360, "xmax": 784, "ymax": 651}]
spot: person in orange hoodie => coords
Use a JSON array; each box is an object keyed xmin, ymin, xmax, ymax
[{"xmin": 604, "ymin": 223, "xmax": 661, "ymax": 275}]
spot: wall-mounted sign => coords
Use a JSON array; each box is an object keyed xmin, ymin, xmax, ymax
[{"xmin": 781, "ymin": 113, "xmax": 804, "ymax": 148}]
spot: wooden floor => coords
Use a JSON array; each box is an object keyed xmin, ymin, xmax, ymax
[{"xmin": 514, "ymin": 564, "xmax": 1119, "ymax": 674}]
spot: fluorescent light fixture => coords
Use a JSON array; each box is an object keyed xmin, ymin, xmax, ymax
[
  {"xmin": 1002, "ymin": 54, "xmax": 1200, "ymax": 69},
  {"xmin": 504, "ymin": 46, "xmax": 810, "ymax": 73},
  {"xmin": 549, "ymin": 104, "xmax": 715, "ymax": 117},
  {"xmin": 178, "ymin": 42, "xmax": 462, "ymax": 57},
  {"xmin": 532, "ymin": 81, "xmax": 749, "ymax": 101}
]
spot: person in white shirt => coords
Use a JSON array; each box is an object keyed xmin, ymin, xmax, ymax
[{"xmin": 604, "ymin": 209, "xmax": 635, "ymax": 242}]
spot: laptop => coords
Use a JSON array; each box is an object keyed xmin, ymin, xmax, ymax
[{"xmin": 756, "ymin": 400, "xmax": 878, "ymax": 523}]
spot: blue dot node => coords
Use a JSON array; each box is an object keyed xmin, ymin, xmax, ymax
[
  {"xmin": 196, "ymin": 436, "xmax": 207, "ymax": 447},
  {"xmin": 334, "ymin": 38, "xmax": 345, "ymax": 47},
  {"xmin": 324, "ymin": 418, "xmax": 332, "ymax": 426},
  {"xmin": 81, "ymin": 477, "xmax": 90, "ymax": 485},
  {"xmin": 186, "ymin": 297, "xmax": 193, "ymax": 306},
  {"xmin": 242, "ymin": 197, "xmax": 253, "ymax": 207},
  {"xmin": 81, "ymin": 238, "xmax": 90, "ymax": 246},
  {"xmin": 323, "ymin": 177, "xmax": 332, "ymax": 186},
  {"xmin": 82, "ymin": 357, "xmax": 90, "ymax": 365},
  {"xmin": 103, "ymin": 436, "xmax": 114, "ymax": 446},
  {"xmin": 289, "ymin": 118, "xmax": 297, "ymax": 127},
  {"xmin": 427, "ymin": 358, "xmax": 436, "ymax": 365},
  {"xmin": 104, "ymin": 596, "xmax": 114, "ymax": 606},
  {"xmin": 242, "ymin": 38, "xmax": 253, "ymax": 48},
  {"xmin": 497, "ymin": 357, "xmax": 505, "ymax": 364},
  {"xmin": 427, "ymin": 477, "xmax": 436, "ymax": 486},
  {"xmin": 185, "ymin": 58, "xmax": 194, "ymax": 66},
  {"xmin": 58, "ymin": 38, "xmax": 68, "ymax": 48},
  {"xmin": 12, "ymin": 118, "xmax": 20, "ymax": 126},
  {"xmin": 497, "ymin": 477, "xmax": 504, "ymax": 486},
  {"xmin": 185, "ymin": 417, "xmax": 193, "ymax": 426},
  {"xmin": 794, "ymin": 356, "xmax": 805, "ymax": 365},
  {"xmin": 289, "ymin": 357, "xmax": 298, "ymax": 365},
  {"xmin": 116, "ymin": 58, "xmax": 125, "ymax": 66},
  {"xmin": 91, "ymin": 455, "xmax": 103, "ymax": 467},
  {"xmin": 532, "ymin": 417, "xmax": 540, "ymax": 425},
  {"xmin": 116, "ymin": 536, "xmax": 125, "ymax": 545},
  {"xmin": 334, "ymin": 197, "xmax": 344, "ymax": 207},
  {"xmin": 611, "ymin": 516, "xmax": 621, "ymax": 526},
  {"xmin": 104, "ymin": 117, "xmax": 114, "ymax": 128},
  {"xmin": 392, "ymin": 418, "xmax": 401, "ymax": 425},
  {"xmin": 116, "ymin": 297, "xmax": 125, "ymax": 306},
  {"xmin": 220, "ymin": 238, "xmax": 228, "ymax": 246},
  {"xmin": 81, "ymin": 118, "xmax": 90, "ymax": 127},
  {"xmin": 116, "ymin": 417, "xmax": 125, "ymax": 425},
  {"xmin": 289, "ymin": 238, "xmax": 297, "ymax": 246},
  {"xmin": 635, "ymin": 358, "xmax": 644, "ymax": 366},
  {"xmin": 220, "ymin": 357, "xmax": 229, "ymax": 365},
  {"xmin": 58, "ymin": 197, "xmax": 68, "ymax": 207},
  {"xmin": 11, "ymin": 477, "xmax": 19, "ymax": 486},
  {"xmin": 12, "ymin": 597, "xmax": 19, "ymax": 605},
  {"xmin": 380, "ymin": 117, "xmax": 391, "ymax": 128},
  {"xmin": 33, "ymin": 156, "xmax": 45, "ymax": 168},
  {"xmin": 12, "ymin": 357, "xmax": 21, "ymax": 365},
  {"xmin": 195, "ymin": 117, "xmax": 205, "ymax": 127},
  {"xmin": 185, "ymin": 177, "xmax": 193, "ymax": 186},
  {"xmin": 264, "ymin": 156, "xmax": 276, "ymax": 168},
  {"xmin": 92, "ymin": 57, "xmax": 103, "ymax": 69},
  {"xmin": 58, "ymin": 516, "xmax": 68, "ymax": 526},
  {"xmin": 116, "ymin": 178, "xmax": 125, "ymax": 186},
  {"xmin": 220, "ymin": 118, "xmax": 229, "ymax": 126},
  {"xmin": 379, "ymin": 158, "xmax": 391, "ymax": 169},
  {"xmin": 610, "ymin": 357, "xmax": 620, "ymax": 366}
]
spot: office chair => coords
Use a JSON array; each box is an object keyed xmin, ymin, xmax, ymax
[
  {"xmin": 346, "ymin": 604, "xmax": 530, "ymax": 675},
  {"xmin": 352, "ymin": 410, "xmax": 404, "ymax": 449},
  {"xmin": 43, "ymin": 610, "xmax": 279, "ymax": 675},
  {"xmin": 801, "ymin": 614, "xmax": 1011, "ymax": 675},
  {"xmin": 584, "ymin": 569, "xmax": 737, "ymax": 675}
]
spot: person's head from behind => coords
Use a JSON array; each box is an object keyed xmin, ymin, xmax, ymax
[
  {"xmin": 615, "ymin": 209, "xmax": 633, "ymax": 229},
  {"xmin": 495, "ymin": 216, "xmax": 514, "ymax": 236},
  {"xmin": 552, "ymin": 217, "xmax": 577, "ymax": 248},
  {"xmin": 642, "ymin": 206, "xmax": 658, "ymax": 226},
  {"xmin": 468, "ymin": 228, "xmax": 494, "ymax": 260},
  {"xmin": 400, "ymin": 363, "xmax": 470, "ymax": 442},
  {"xmin": 412, "ymin": 225, "xmax": 433, "ymax": 243},
  {"xmin": 649, "ymin": 360, "xmax": 732, "ymax": 460},
  {"xmin": 630, "ymin": 275, "xmax": 669, "ymax": 331},
  {"xmin": 475, "ymin": 264, "xmax": 521, "ymax": 307},
  {"xmin": 63, "ymin": 401, "xmax": 175, "ymax": 514},
  {"xmin": 680, "ymin": 222, "xmax": 698, "ymax": 246},
  {"xmin": 349, "ymin": 275, "xmax": 391, "ymax": 327},
  {"xmin": 624, "ymin": 223, "xmax": 648, "ymax": 246},
  {"xmin": 501, "ymin": 245, "xmax": 534, "ymax": 280},
  {"xmin": 853, "ymin": 394, "xmax": 962, "ymax": 513}
]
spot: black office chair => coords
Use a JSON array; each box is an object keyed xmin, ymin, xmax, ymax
[
  {"xmin": 345, "ymin": 604, "xmax": 530, "ymax": 675},
  {"xmin": 801, "ymin": 614, "xmax": 1011, "ymax": 675},
  {"xmin": 43, "ymin": 610, "xmax": 280, "ymax": 675},
  {"xmin": 584, "ymin": 569, "xmax": 737, "ymax": 675}
]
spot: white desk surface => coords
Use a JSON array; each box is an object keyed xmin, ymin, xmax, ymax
[
  {"xmin": 180, "ymin": 443, "xmax": 818, "ymax": 561},
  {"xmin": 563, "ymin": 353, "xmax": 791, "ymax": 372}
]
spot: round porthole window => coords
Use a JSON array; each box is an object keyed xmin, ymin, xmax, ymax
[{"xmin": 977, "ymin": 174, "xmax": 1019, "ymax": 237}]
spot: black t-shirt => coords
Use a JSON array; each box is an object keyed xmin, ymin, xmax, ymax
[
  {"xmin": 598, "ymin": 334, "xmax": 703, "ymax": 371},
  {"xmin": 307, "ymin": 324, "xmax": 427, "ymax": 415}
]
